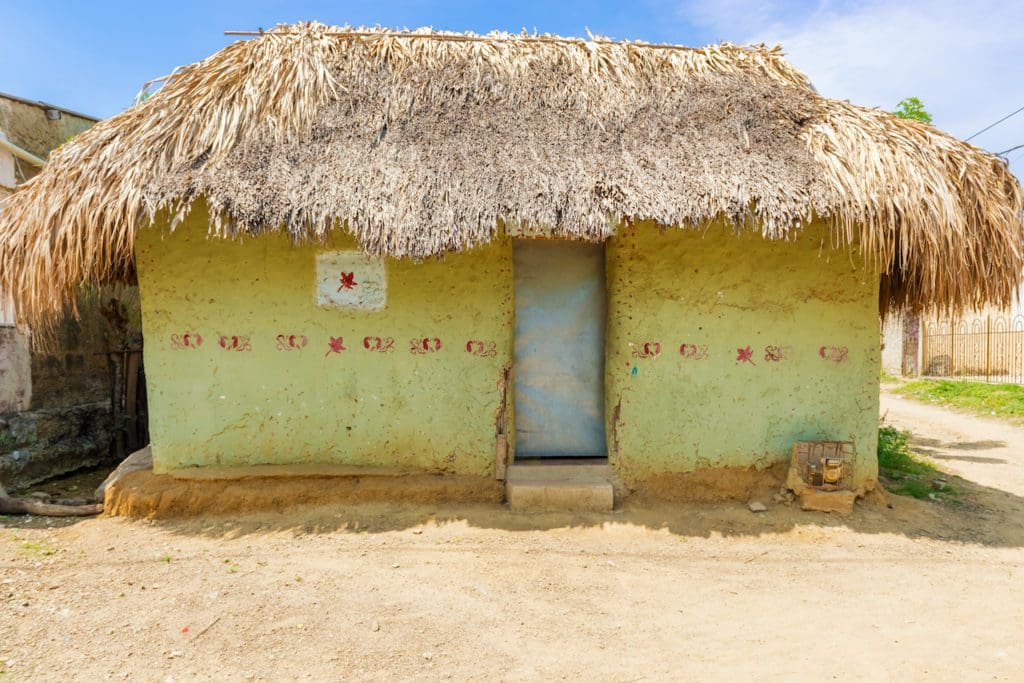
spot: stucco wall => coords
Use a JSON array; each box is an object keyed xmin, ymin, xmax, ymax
[
  {"xmin": 136, "ymin": 205, "xmax": 514, "ymax": 474},
  {"xmin": 605, "ymin": 221, "xmax": 880, "ymax": 489}
]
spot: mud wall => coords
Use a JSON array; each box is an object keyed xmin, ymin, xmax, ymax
[
  {"xmin": 135, "ymin": 204, "xmax": 514, "ymax": 474},
  {"xmin": 605, "ymin": 220, "xmax": 880, "ymax": 489},
  {"xmin": 137, "ymin": 207, "xmax": 879, "ymax": 488}
]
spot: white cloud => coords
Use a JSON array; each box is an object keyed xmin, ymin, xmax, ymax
[{"xmin": 678, "ymin": 0, "xmax": 1024, "ymax": 176}]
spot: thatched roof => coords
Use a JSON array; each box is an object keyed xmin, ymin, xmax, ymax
[{"xmin": 1, "ymin": 22, "xmax": 1022, "ymax": 333}]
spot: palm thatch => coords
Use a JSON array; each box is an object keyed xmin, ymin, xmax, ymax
[{"xmin": 1, "ymin": 22, "xmax": 1021, "ymax": 335}]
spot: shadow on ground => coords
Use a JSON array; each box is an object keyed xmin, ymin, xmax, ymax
[{"xmin": 6, "ymin": 469, "xmax": 1020, "ymax": 550}]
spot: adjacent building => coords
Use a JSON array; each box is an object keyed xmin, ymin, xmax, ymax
[{"xmin": 0, "ymin": 93, "xmax": 143, "ymax": 489}]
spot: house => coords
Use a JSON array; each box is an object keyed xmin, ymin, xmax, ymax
[
  {"xmin": 0, "ymin": 92, "xmax": 144, "ymax": 490},
  {"xmin": 1, "ymin": 25, "xmax": 1021, "ymax": 511}
]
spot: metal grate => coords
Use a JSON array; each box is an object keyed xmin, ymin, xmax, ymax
[
  {"xmin": 921, "ymin": 315, "xmax": 1024, "ymax": 384},
  {"xmin": 789, "ymin": 441, "xmax": 855, "ymax": 491}
]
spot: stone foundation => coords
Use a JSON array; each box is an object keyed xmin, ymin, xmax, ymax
[{"xmin": 0, "ymin": 402, "xmax": 114, "ymax": 490}]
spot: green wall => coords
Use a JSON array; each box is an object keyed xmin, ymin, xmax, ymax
[
  {"xmin": 605, "ymin": 221, "xmax": 880, "ymax": 488},
  {"xmin": 136, "ymin": 205, "xmax": 514, "ymax": 474},
  {"xmin": 137, "ymin": 208, "xmax": 879, "ymax": 490}
]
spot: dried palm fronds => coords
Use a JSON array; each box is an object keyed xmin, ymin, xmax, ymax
[{"xmin": 1, "ymin": 22, "xmax": 1021, "ymax": 336}]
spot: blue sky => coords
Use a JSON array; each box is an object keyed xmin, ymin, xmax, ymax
[{"xmin": 2, "ymin": 1, "xmax": 1022, "ymax": 174}]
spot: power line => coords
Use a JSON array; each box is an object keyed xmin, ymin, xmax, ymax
[
  {"xmin": 965, "ymin": 104, "xmax": 1024, "ymax": 142},
  {"xmin": 996, "ymin": 143, "xmax": 1024, "ymax": 156}
]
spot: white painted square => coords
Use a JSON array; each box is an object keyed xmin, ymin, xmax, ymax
[{"xmin": 315, "ymin": 251, "xmax": 386, "ymax": 311}]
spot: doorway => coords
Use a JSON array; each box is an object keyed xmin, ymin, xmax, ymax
[{"xmin": 512, "ymin": 240, "xmax": 607, "ymax": 458}]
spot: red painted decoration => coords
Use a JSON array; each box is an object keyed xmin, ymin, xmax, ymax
[
  {"xmin": 737, "ymin": 346, "xmax": 755, "ymax": 365},
  {"xmin": 819, "ymin": 346, "xmax": 849, "ymax": 363},
  {"xmin": 276, "ymin": 334, "xmax": 308, "ymax": 351},
  {"xmin": 325, "ymin": 336, "xmax": 347, "ymax": 356},
  {"xmin": 218, "ymin": 335, "xmax": 251, "ymax": 352},
  {"xmin": 171, "ymin": 333, "xmax": 203, "ymax": 350},
  {"xmin": 679, "ymin": 343, "xmax": 709, "ymax": 360},
  {"xmin": 764, "ymin": 345, "xmax": 789, "ymax": 362},
  {"xmin": 337, "ymin": 271, "xmax": 358, "ymax": 291},
  {"xmin": 410, "ymin": 337, "xmax": 443, "ymax": 355},
  {"xmin": 632, "ymin": 341, "xmax": 661, "ymax": 359},
  {"xmin": 465, "ymin": 340, "xmax": 497, "ymax": 357},
  {"xmin": 363, "ymin": 336, "xmax": 395, "ymax": 353}
]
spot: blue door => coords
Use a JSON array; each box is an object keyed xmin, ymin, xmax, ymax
[{"xmin": 513, "ymin": 240, "xmax": 607, "ymax": 457}]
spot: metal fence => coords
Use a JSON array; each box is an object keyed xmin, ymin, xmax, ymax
[{"xmin": 921, "ymin": 315, "xmax": 1024, "ymax": 384}]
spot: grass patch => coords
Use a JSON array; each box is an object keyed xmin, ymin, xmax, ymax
[
  {"xmin": 9, "ymin": 532, "xmax": 56, "ymax": 556},
  {"xmin": 894, "ymin": 379, "xmax": 1024, "ymax": 420},
  {"xmin": 879, "ymin": 368, "xmax": 901, "ymax": 384},
  {"xmin": 878, "ymin": 426, "xmax": 958, "ymax": 501}
]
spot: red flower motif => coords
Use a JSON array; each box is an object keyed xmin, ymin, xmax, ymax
[
  {"xmin": 325, "ymin": 336, "xmax": 347, "ymax": 356},
  {"xmin": 737, "ymin": 346, "xmax": 755, "ymax": 365},
  {"xmin": 337, "ymin": 271, "xmax": 358, "ymax": 291}
]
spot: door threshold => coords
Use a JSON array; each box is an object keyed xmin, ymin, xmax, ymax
[{"xmin": 511, "ymin": 456, "xmax": 609, "ymax": 467}]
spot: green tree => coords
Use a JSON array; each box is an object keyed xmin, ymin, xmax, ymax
[{"xmin": 894, "ymin": 97, "xmax": 933, "ymax": 124}]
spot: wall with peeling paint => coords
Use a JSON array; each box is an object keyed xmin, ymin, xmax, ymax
[
  {"xmin": 136, "ymin": 204, "xmax": 514, "ymax": 475},
  {"xmin": 605, "ymin": 220, "xmax": 880, "ymax": 489}
]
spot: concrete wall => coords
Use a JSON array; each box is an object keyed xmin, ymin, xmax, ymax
[
  {"xmin": 605, "ymin": 221, "xmax": 880, "ymax": 489},
  {"xmin": 136, "ymin": 204, "xmax": 513, "ymax": 474},
  {"xmin": 137, "ymin": 209, "xmax": 880, "ymax": 491},
  {"xmin": 0, "ymin": 95, "xmax": 95, "ymax": 183}
]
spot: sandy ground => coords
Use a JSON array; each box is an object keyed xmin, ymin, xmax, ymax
[{"xmin": 2, "ymin": 393, "xmax": 1024, "ymax": 681}]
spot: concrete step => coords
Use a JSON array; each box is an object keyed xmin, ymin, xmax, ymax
[{"xmin": 506, "ymin": 461, "xmax": 614, "ymax": 513}]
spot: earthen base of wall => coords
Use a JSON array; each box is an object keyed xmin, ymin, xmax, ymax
[
  {"xmin": 626, "ymin": 463, "xmax": 788, "ymax": 503},
  {"xmin": 104, "ymin": 469, "xmax": 504, "ymax": 519}
]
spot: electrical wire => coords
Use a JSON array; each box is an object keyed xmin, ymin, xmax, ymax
[{"xmin": 965, "ymin": 104, "xmax": 1024, "ymax": 142}]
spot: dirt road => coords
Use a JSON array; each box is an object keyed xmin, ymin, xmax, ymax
[
  {"xmin": 881, "ymin": 391, "xmax": 1024, "ymax": 498},
  {"xmin": 2, "ymin": 394, "xmax": 1023, "ymax": 681}
]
